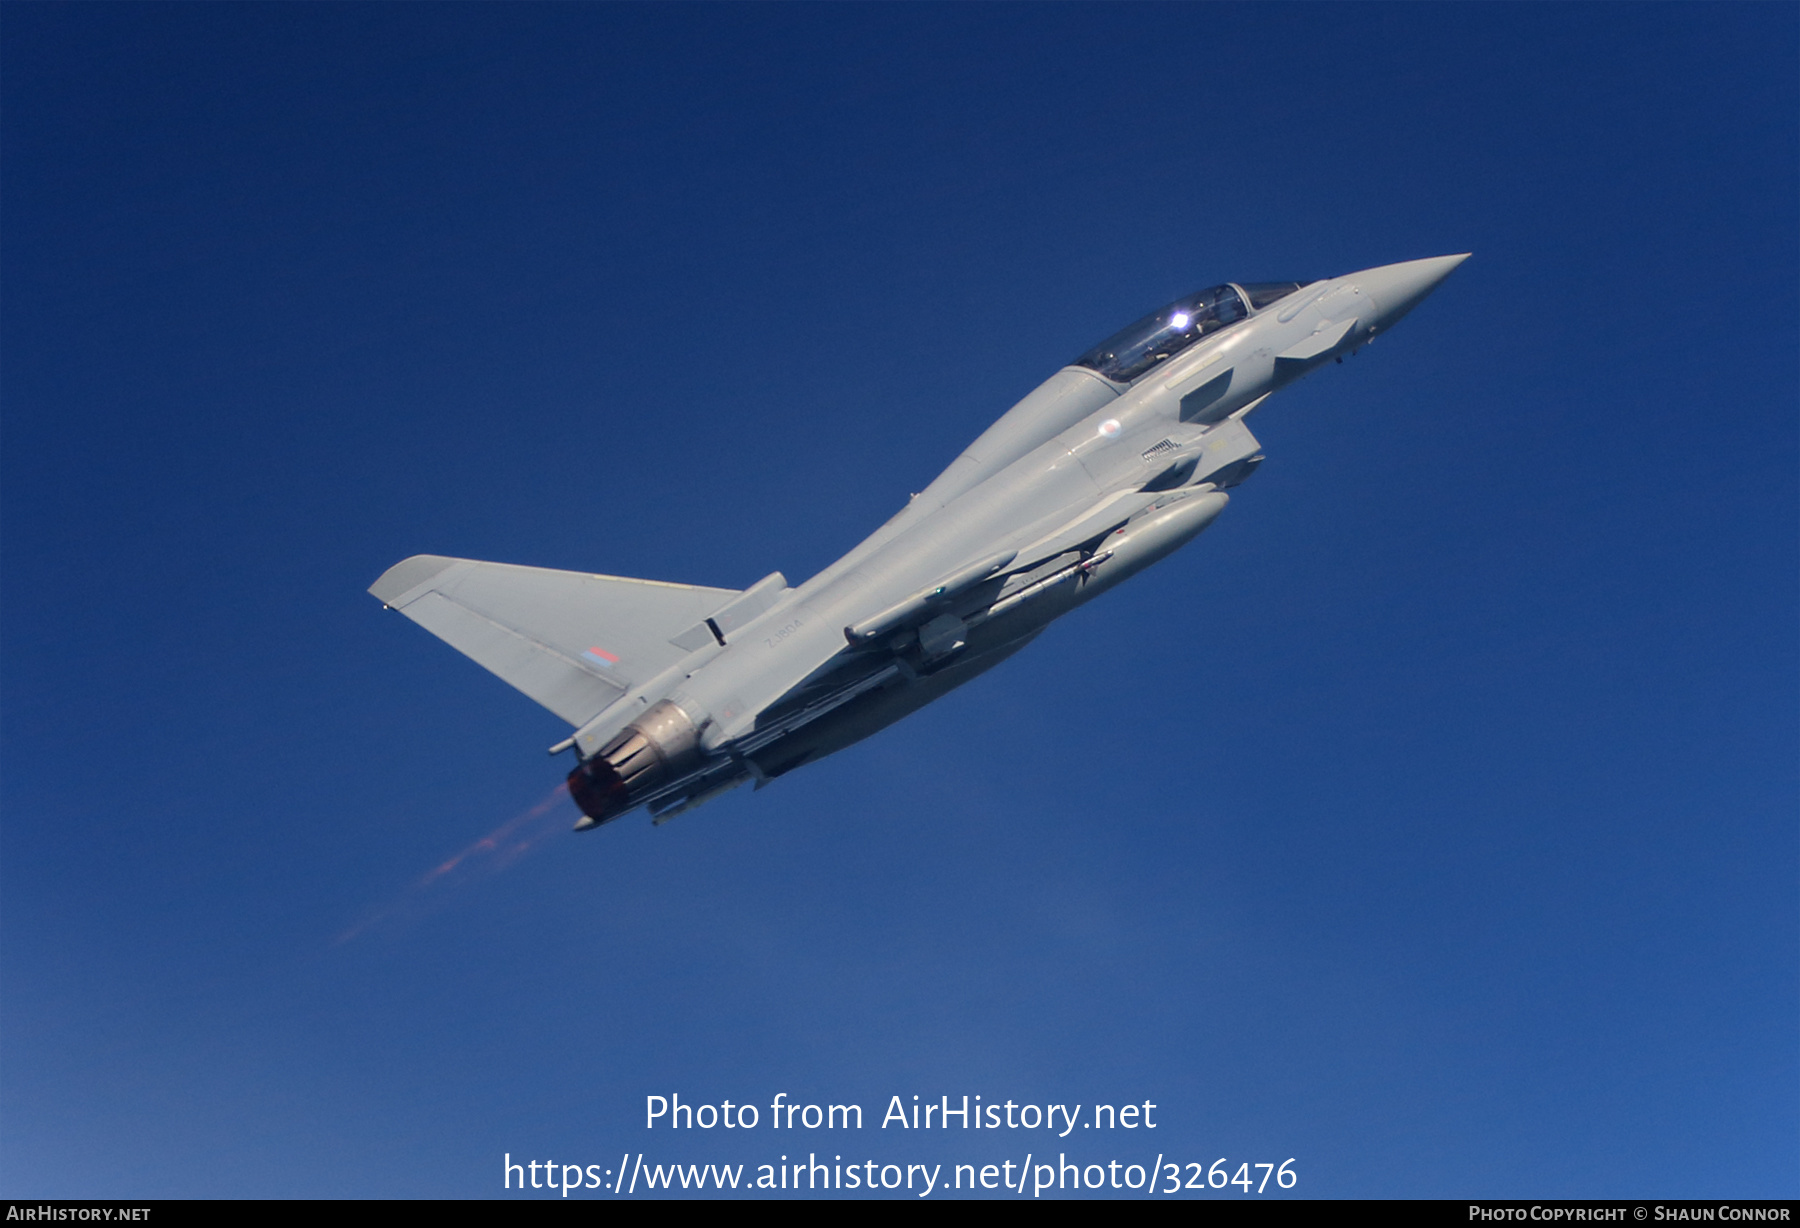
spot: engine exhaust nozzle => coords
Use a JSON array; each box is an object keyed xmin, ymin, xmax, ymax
[{"xmin": 566, "ymin": 699, "xmax": 702, "ymax": 828}]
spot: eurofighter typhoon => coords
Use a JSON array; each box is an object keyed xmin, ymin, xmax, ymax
[{"xmin": 371, "ymin": 255, "xmax": 1467, "ymax": 830}]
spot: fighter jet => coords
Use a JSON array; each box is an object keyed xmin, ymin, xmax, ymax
[{"xmin": 371, "ymin": 254, "xmax": 1467, "ymax": 830}]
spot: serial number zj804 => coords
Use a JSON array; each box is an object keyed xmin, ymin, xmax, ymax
[{"xmin": 762, "ymin": 618, "xmax": 804, "ymax": 648}]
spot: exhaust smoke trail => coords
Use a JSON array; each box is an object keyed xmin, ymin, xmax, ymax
[{"xmin": 335, "ymin": 782, "xmax": 574, "ymax": 944}]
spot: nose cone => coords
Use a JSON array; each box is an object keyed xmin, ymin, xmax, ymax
[{"xmin": 1355, "ymin": 253, "xmax": 1469, "ymax": 331}]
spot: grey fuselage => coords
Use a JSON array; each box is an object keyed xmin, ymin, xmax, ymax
[{"xmin": 564, "ymin": 255, "xmax": 1467, "ymax": 826}]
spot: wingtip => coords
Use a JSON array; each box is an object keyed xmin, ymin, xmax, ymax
[{"xmin": 368, "ymin": 554, "xmax": 460, "ymax": 606}]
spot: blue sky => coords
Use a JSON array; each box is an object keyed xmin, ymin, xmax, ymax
[{"xmin": 2, "ymin": 3, "xmax": 1794, "ymax": 1199}]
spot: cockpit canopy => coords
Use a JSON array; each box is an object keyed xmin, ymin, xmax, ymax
[{"xmin": 1073, "ymin": 281, "xmax": 1307, "ymax": 385}]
